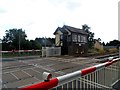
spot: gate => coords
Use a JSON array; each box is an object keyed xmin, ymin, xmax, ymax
[{"xmin": 42, "ymin": 47, "xmax": 61, "ymax": 57}]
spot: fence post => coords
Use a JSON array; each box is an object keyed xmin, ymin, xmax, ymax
[
  {"xmin": 0, "ymin": 39, "xmax": 2, "ymax": 90},
  {"xmin": 118, "ymin": 47, "xmax": 120, "ymax": 81},
  {"xmin": 119, "ymin": 47, "xmax": 120, "ymax": 58}
]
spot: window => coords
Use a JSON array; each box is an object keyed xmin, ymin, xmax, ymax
[
  {"xmin": 72, "ymin": 34, "xmax": 77, "ymax": 42},
  {"xmin": 81, "ymin": 35, "xmax": 87, "ymax": 43},
  {"xmin": 78, "ymin": 35, "xmax": 81, "ymax": 42}
]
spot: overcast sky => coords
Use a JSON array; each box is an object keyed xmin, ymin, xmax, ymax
[{"xmin": 0, "ymin": 0, "xmax": 119, "ymax": 43}]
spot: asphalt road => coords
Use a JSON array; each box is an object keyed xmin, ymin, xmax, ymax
[
  {"xmin": 1, "ymin": 55, "xmax": 120, "ymax": 89},
  {"xmin": 112, "ymin": 80, "xmax": 120, "ymax": 90},
  {"xmin": 1, "ymin": 56, "xmax": 99, "ymax": 88}
]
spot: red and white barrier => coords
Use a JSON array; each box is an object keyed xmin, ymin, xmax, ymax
[
  {"xmin": 20, "ymin": 58, "xmax": 120, "ymax": 90},
  {"xmin": 1, "ymin": 50, "xmax": 41, "ymax": 53}
]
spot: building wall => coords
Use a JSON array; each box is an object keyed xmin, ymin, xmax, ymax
[
  {"xmin": 55, "ymin": 31, "xmax": 62, "ymax": 46},
  {"xmin": 68, "ymin": 43, "xmax": 88, "ymax": 55},
  {"xmin": 55, "ymin": 34, "xmax": 60, "ymax": 46}
]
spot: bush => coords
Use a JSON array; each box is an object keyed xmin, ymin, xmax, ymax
[{"xmin": 108, "ymin": 48, "xmax": 118, "ymax": 53}]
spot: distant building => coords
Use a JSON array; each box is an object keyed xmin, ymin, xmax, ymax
[{"xmin": 54, "ymin": 25, "xmax": 88, "ymax": 55}]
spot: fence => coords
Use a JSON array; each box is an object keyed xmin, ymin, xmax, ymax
[
  {"xmin": 42, "ymin": 47, "xmax": 61, "ymax": 57},
  {"xmin": 1, "ymin": 50, "xmax": 41, "ymax": 57},
  {"xmin": 1, "ymin": 47, "xmax": 61, "ymax": 57},
  {"xmin": 1, "ymin": 50, "xmax": 41, "ymax": 53},
  {"xmin": 21, "ymin": 58, "xmax": 120, "ymax": 90}
]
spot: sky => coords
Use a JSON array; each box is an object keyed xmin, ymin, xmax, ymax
[{"xmin": 0, "ymin": 0, "xmax": 119, "ymax": 43}]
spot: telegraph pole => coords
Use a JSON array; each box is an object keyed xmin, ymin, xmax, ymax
[
  {"xmin": 45, "ymin": 37, "xmax": 46, "ymax": 57},
  {"xmin": 45, "ymin": 37, "xmax": 46, "ymax": 48},
  {"xmin": 19, "ymin": 30, "xmax": 20, "ymax": 55}
]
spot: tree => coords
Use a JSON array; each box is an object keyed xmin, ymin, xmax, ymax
[
  {"xmin": 30, "ymin": 40, "xmax": 41, "ymax": 49},
  {"xmin": 106, "ymin": 40, "xmax": 120, "ymax": 47},
  {"xmin": 82, "ymin": 24, "xmax": 94, "ymax": 48},
  {"xmin": 35, "ymin": 37, "xmax": 55, "ymax": 47},
  {"xmin": 97, "ymin": 38, "xmax": 101, "ymax": 42},
  {"xmin": 102, "ymin": 42, "xmax": 106, "ymax": 46},
  {"xmin": 2, "ymin": 28, "xmax": 55, "ymax": 51},
  {"xmin": 2, "ymin": 28, "xmax": 27, "ymax": 50}
]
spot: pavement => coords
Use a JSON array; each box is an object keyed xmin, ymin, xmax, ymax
[
  {"xmin": 112, "ymin": 80, "xmax": 120, "ymax": 90},
  {"xmin": 1, "ymin": 56, "xmax": 99, "ymax": 88}
]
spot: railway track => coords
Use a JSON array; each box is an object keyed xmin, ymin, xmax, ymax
[{"xmin": 95, "ymin": 53, "xmax": 119, "ymax": 63}]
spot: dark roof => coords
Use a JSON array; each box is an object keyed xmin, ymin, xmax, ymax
[
  {"xmin": 53, "ymin": 27, "xmax": 61, "ymax": 35},
  {"xmin": 63, "ymin": 25, "xmax": 88, "ymax": 35},
  {"xmin": 54, "ymin": 25, "xmax": 88, "ymax": 35},
  {"xmin": 60, "ymin": 27, "xmax": 68, "ymax": 34},
  {"xmin": 53, "ymin": 27, "xmax": 68, "ymax": 35}
]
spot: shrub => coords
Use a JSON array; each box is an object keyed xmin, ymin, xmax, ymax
[{"xmin": 108, "ymin": 48, "xmax": 118, "ymax": 53}]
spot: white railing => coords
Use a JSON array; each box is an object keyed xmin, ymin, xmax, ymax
[
  {"xmin": 20, "ymin": 58, "xmax": 120, "ymax": 90},
  {"xmin": 42, "ymin": 47, "xmax": 61, "ymax": 57},
  {"xmin": 53, "ymin": 60, "xmax": 120, "ymax": 89}
]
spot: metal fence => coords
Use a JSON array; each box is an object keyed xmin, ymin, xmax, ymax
[
  {"xmin": 42, "ymin": 47, "xmax": 61, "ymax": 57},
  {"xmin": 53, "ymin": 61, "xmax": 120, "ymax": 90},
  {"xmin": 21, "ymin": 58, "xmax": 120, "ymax": 90},
  {"xmin": 1, "ymin": 47, "xmax": 61, "ymax": 57}
]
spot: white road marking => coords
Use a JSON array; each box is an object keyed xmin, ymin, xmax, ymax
[{"xmin": 11, "ymin": 72, "xmax": 19, "ymax": 80}]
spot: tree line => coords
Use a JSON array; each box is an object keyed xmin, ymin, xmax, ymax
[
  {"xmin": 103, "ymin": 40, "xmax": 120, "ymax": 49},
  {"xmin": 1, "ymin": 27, "xmax": 120, "ymax": 51},
  {"xmin": 2, "ymin": 28, "xmax": 55, "ymax": 51},
  {"xmin": 1, "ymin": 25, "xmax": 95, "ymax": 51}
]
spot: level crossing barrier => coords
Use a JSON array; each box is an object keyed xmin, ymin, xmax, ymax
[
  {"xmin": 1, "ymin": 50, "xmax": 42, "ymax": 57},
  {"xmin": 1, "ymin": 50, "xmax": 41, "ymax": 53},
  {"xmin": 20, "ymin": 58, "xmax": 120, "ymax": 90}
]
